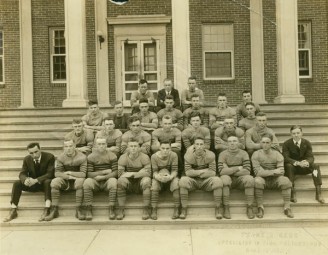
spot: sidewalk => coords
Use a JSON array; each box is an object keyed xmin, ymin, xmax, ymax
[{"xmin": 1, "ymin": 227, "xmax": 328, "ymax": 255}]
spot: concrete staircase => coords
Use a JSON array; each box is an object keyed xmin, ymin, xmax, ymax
[{"xmin": 0, "ymin": 104, "xmax": 328, "ymax": 230}]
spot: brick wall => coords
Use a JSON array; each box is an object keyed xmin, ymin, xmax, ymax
[
  {"xmin": 0, "ymin": 0, "xmax": 21, "ymax": 108},
  {"xmin": 298, "ymin": 0, "xmax": 328, "ymax": 103},
  {"xmin": 189, "ymin": 0, "xmax": 252, "ymax": 106},
  {"xmin": 107, "ymin": 0, "xmax": 173, "ymax": 104},
  {"xmin": 31, "ymin": 0, "xmax": 66, "ymax": 107}
]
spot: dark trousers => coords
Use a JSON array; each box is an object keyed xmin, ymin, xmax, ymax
[
  {"xmin": 285, "ymin": 163, "xmax": 322, "ymax": 187},
  {"xmin": 10, "ymin": 179, "xmax": 52, "ymax": 206}
]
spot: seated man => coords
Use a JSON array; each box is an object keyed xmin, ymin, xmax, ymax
[
  {"xmin": 133, "ymin": 98, "xmax": 158, "ymax": 133},
  {"xmin": 83, "ymin": 137, "xmax": 118, "ymax": 221},
  {"xmin": 238, "ymin": 102, "xmax": 257, "ymax": 131},
  {"xmin": 112, "ymin": 101, "xmax": 129, "ymax": 133},
  {"xmin": 95, "ymin": 116, "xmax": 122, "ymax": 157},
  {"xmin": 45, "ymin": 139, "xmax": 87, "ymax": 221},
  {"xmin": 117, "ymin": 138, "xmax": 152, "ymax": 220},
  {"xmin": 182, "ymin": 111, "xmax": 211, "ymax": 151},
  {"xmin": 183, "ymin": 94, "xmax": 209, "ymax": 129},
  {"xmin": 245, "ymin": 112, "xmax": 279, "ymax": 157},
  {"xmin": 282, "ymin": 125, "xmax": 325, "ymax": 203},
  {"xmin": 65, "ymin": 118, "xmax": 94, "ymax": 155},
  {"xmin": 157, "ymin": 78, "xmax": 180, "ymax": 110},
  {"xmin": 218, "ymin": 136, "xmax": 255, "ymax": 219},
  {"xmin": 82, "ymin": 100, "xmax": 107, "ymax": 132},
  {"xmin": 121, "ymin": 116, "xmax": 151, "ymax": 155},
  {"xmin": 209, "ymin": 93, "xmax": 236, "ymax": 132},
  {"xmin": 179, "ymin": 136, "xmax": 223, "ymax": 219},
  {"xmin": 236, "ymin": 90, "xmax": 261, "ymax": 125},
  {"xmin": 215, "ymin": 117, "xmax": 245, "ymax": 155},
  {"xmin": 130, "ymin": 79, "xmax": 155, "ymax": 114},
  {"xmin": 157, "ymin": 95, "xmax": 183, "ymax": 131},
  {"xmin": 150, "ymin": 140, "xmax": 180, "ymax": 220},
  {"xmin": 181, "ymin": 76, "xmax": 204, "ymax": 111},
  {"xmin": 3, "ymin": 143, "xmax": 55, "ymax": 222},
  {"xmin": 252, "ymin": 134, "xmax": 294, "ymax": 218}
]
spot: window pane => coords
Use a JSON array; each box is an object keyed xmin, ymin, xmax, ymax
[
  {"xmin": 144, "ymin": 73, "xmax": 157, "ymax": 81},
  {"xmin": 125, "ymin": 83, "xmax": 138, "ymax": 91},
  {"xmin": 124, "ymin": 43, "xmax": 138, "ymax": 71},
  {"xmin": 125, "ymin": 73, "xmax": 138, "ymax": 81},
  {"xmin": 147, "ymin": 83, "xmax": 158, "ymax": 90},
  {"xmin": 205, "ymin": 52, "xmax": 232, "ymax": 78},
  {"xmin": 203, "ymin": 24, "xmax": 233, "ymax": 51},
  {"xmin": 125, "ymin": 92, "xmax": 132, "ymax": 100},
  {"xmin": 53, "ymin": 56, "xmax": 66, "ymax": 80},
  {"xmin": 0, "ymin": 57, "xmax": 3, "ymax": 82},
  {"xmin": 298, "ymin": 23, "xmax": 311, "ymax": 49},
  {"xmin": 144, "ymin": 42, "xmax": 157, "ymax": 71},
  {"xmin": 299, "ymin": 50, "xmax": 309, "ymax": 76}
]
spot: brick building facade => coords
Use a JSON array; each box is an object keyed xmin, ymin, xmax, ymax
[{"xmin": 0, "ymin": 0, "xmax": 327, "ymax": 108}]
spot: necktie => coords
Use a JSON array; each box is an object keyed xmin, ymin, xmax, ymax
[
  {"xmin": 295, "ymin": 142, "xmax": 299, "ymax": 147},
  {"xmin": 35, "ymin": 159, "xmax": 40, "ymax": 176}
]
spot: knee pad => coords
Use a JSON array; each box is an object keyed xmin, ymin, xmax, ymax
[
  {"xmin": 212, "ymin": 177, "xmax": 223, "ymax": 189},
  {"xmin": 254, "ymin": 177, "xmax": 265, "ymax": 189},
  {"xmin": 279, "ymin": 176, "xmax": 292, "ymax": 189},
  {"xmin": 220, "ymin": 175, "xmax": 232, "ymax": 187},
  {"xmin": 243, "ymin": 175, "xmax": 255, "ymax": 188},
  {"xmin": 50, "ymin": 178, "xmax": 63, "ymax": 189},
  {"xmin": 83, "ymin": 178, "xmax": 93, "ymax": 189},
  {"xmin": 117, "ymin": 177, "xmax": 129, "ymax": 189},
  {"xmin": 178, "ymin": 177, "xmax": 190, "ymax": 189},
  {"xmin": 141, "ymin": 177, "xmax": 151, "ymax": 190}
]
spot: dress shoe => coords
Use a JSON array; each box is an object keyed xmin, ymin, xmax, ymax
[
  {"xmin": 215, "ymin": 206, "xmax": 222, "ymax": 219},
  {"xmin": 315, "ymin": 186, "xmax": 325, "ymax": 204},
  {"xmin": 223, "ymin": 205, "xmax": 231, "ymax": 219},
  {"xmin": 257, "ymin": 207, "xmax": 264, "ymax": 218},
  {"xmin": 150, "ymin": 207, "xmax": 158, "ymax": 220},
  {"xmin": 179, "ymin": 207, "xmax": 187, "ymax": 219},
  {"xmin": 44, "ymin": 206, "xmax": 59, "ymax": 221},
  {"xmin": 3, "ymin": 208, "xmax": 18, "ymax": 222},
  {"xmin": 39, "ymin": 207, "xmax": 50, "ymax": 222},
  {"xmin": 109, "ymin": 206, "xmax": 116, "ymax": 220},
  {"xmin": 171, "ymin": 207, "xmax": 180, "ymax": 220},
  {"xmin": 116, "ymin": 208, "xmax": 125, "ymax": 220},
  {"xmin": 247, "ymin": 205, "xmax": 255, "ymax": 219},
  {"xmin": 142, "ymin": 206, "xmax": 150, "ymax": 220},
  {"xmin": 284, "ymin": 208, "xmax": 294, "ymax": 218},
  {"xmin": 85, "ymin": 205, "xmax": 93, "ymax": 221},
  {"xmin": 76, "ymin": 206, "xmax": 85, "ymax": 220}
]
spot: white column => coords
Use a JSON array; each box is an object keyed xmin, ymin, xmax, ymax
[
  {"xmin": 171, "ymin": 0, "xmax": 191, "ymax": 91},
  {"xmin": 19, "ymin": 0, "xmax": 34, "ymax": 108},
  {"xmin": 250, "ymin": 0, "xmax": 267, "ymax": 104},
  {"xmin": 95, "ymin": 0, "xmax": 110, "ymax": 107},
  {"xmin": 62, "ymin": 0, "xmax": 88, "ymax": 107},
  {"xmin": 274, "ymin": 0, "xmax": 305, "ymax": 103}
]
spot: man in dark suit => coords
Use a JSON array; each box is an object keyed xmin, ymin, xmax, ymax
[
  {"xmin": 282, "ymin": 125, "xmax": 325, "ymax": 204},
  {"xmin": 157, "ymin": 78, "xmax": 180, "ymax": 110},
  {"xmin": 3, "ymin": 143, "xmax": 55, "ymax": 222}
]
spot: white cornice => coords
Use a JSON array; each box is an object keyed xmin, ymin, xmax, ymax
[{"xmin": 107, "ymin": 15, "xmax": 171, "ymax": 25}]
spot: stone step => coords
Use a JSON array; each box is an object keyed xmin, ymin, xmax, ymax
[
  {"xmin": 0, "ymin": 108, "xmax": 88, "ymax": 116},
  {"xmin": 0, "ymin": 123, "xmax": 72, "ymax": 131},
  {"xmin": 269, "ymin": 125, "xmax": 328, "ymax": 134},
  {"xmin": 266, "ymin": 118, "xmax": 328, "ymax": 125},
  {"xmin": 259, "ymin": 104, "xmax": 328, "ymax": 111},
  {"xmin": 0, "ymin": 147, "xmax": 62, "ymax": 157}
]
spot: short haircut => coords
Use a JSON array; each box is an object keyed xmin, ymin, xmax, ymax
[
  {"xmin": 128, "ymin": 137, "xmax": 139, "ymax": 144},
  {"xmin": 245, "ymin": 102, "xmax": 255, "ymax": 108},
  {"xmin": 189, "ymin": 111, "xmax": 201, "ymax": 121},
  {"xmin": 191, "ymin": 94, "xmax": 200, "ymax": 100},
  {"xmin": 218, "ymin": 92, "xmax": 226, "ymax": 97},
  {"xmin": 163, "ymin": 78, "xmax": 172, "ymax": 83},
  {"xmin": 103, "ymin": 116, "xmax": 114, "ymax": 122},
  {"xmin": 188, "ymin": 76, "xmax": 197, "ymax": 81},
  {"xmin": 139, "ymin": 98, "xmax": 149, "ymax": 105},
  {"xmin": 227, "ymin": 135, "xmax": 238, "ymax": 140},
  {"xmin": 242, "ymin": 90, "xmax": 251, "ymax": 95},
  {"xmin": 64, "ymin": 138, "xmax": 75, "ymax": 144},
  {"xmin": 261, "ymin": 133, "xmax": 273, "ymax": 141},
  {"xmin": 72, "ymin": 118, "xmax": 83, "ymax": 124},
  {"xmin": 290, "ymin": 125, "xmax": 302, "ymax": 132},
  {"xmin": 113, "ymin": 100, "xmax": 123, "ymax": 106},
  {"xmin": 160, "ymin": 139, "xmax": 171, "ymax": 146},
  {"xmin": 129, "ymin": 115, "xmax": 141, "ymax": 124},
  {"xmin": 165, "ymin": 95, "xmax": 174, "ymax": 101},
  {"xmin": 27, "ymin": 142, "xmax": 40, "ymax": 150},
  {"xmin": 95, "ymin": 136, "xmax": 107, "ymax": 142},
  {"xmin": 139, "ymin": 79, "xmax": 148, "ymax": 85},
  {"xmin": 193, "ymin": 136, "xmax": 205, "ymax": 143},
  {"xmin": 256, "ymin": 112, "xmax": 267, "ymax": 117},
  {"xmin": 162, "ymin": 115, "xmax": 172, "ymax": 121},
  {"xmin": 88, "ymin": 100, "xmax": 98, "ymax": 106}
]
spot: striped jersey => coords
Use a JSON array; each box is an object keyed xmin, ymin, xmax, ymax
[
  {"xmin": 214, "ymin": 126, "xmax": 245, "ymax": 150},
  {"xmin": 217, "ymin": 148, "xmax": 251, "ymax": 175},
  {"xmin": 152, "ymin": 127, "xmax": 182, "ymax": 151},
  {"xmin": 245, "ymin": 126, "xmax": 280, "ymax": 151},
  {"xmin": 64, "ymin": 129, "xmax": 94, "ymax": 149},
  {"xmin": 183, "ymin": 107, "xmax": 209, "ymax": 129},
  {"xmin": 95, "ymin": 129, "xmax": 122, "ymax": 154},
  {"xmin": 87, "ymin": 149, "xmax": 118, "ymax": 177},
  {"xmin": 157, "ymin": 108, "xmax": 184, "ymax": 131},
  {"xmin": 151, "ymin": 151, "xmax": 178, "ymax": 175},
  {"xmin": 182, "ymin": 126, "xmax": 211, "ymax": 149},
  {"xmin": 82, "ymin": 111, "xmax": 107, "ymax": 126},
  {"xmin": 184, "ymin": 149, "xmax": 216, "ymax": 175},
  {"xmin": 55, "ymin": 150, "xmax": 87, "ymax": 177},
  {"xmin": 118, "ymin": 152, "xmax": 151, "ymax": 177},
  {"xmin": 251, "ymin": 149, "xmax": 284, "ymax": 176},
  {"xmin": 121, "ymin": 130, "xmax": 151, "ymax": 154}
]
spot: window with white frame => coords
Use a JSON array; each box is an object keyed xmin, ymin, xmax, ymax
[
  {"xmin": 298, "ymin": 22, "xmax": 312, "ymax": 78},
  {"xmin": 50, "ymin": 28, "xmax": 66, "ymax": 82},
  {"xmin": 202, "ymin": 24, "xmax": 234, "ymax": 80},
  {"xmin": 0, "ymin": 30, "xmax": 4, "ymax": 84}
]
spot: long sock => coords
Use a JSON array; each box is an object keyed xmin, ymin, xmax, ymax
[
  {"xmin": 117, "ymin": 188, "xmax": 126, "ymax": 207},
  {"xmin": 76, "ymin": 189, "xmax": 83, "ymax": 206},
  {"xmin": 245, "ymin": 188, "xmax": 254, "ymax": 206},
  {"xmin": 109, "ymin": 189, "xmax": 117, "ymax": 206},
  {"xmin": 173, "ymin": 190, "xmax": 180, "ymax": 207},
  {"xmin": 255, "ymin": 188, "xmax": 263, "ymax": 207},
  {"xmin": 222, "ymin": 186, "xmax": 230, "ymax": 206},
  {"xmin": 213, "ymin": 188, "xmax": 222, "ymax": 207},
  {"xmin": 51, "ymin": 188, "xmax": 60, "ymax": 206},
  {"xmin": 151, "ymin": 190, "xmax": 159, "ymax": 208},
  {"xmin": 143, "ymin": 188, "xmax": 151, "ymax": 207},
  {"xmin": 45, "ymin": 199, "xmax": 51, "ymax": 208},
  {"xmin": 282, "ymin": 188, "xmax": 291, "ymax": 209},
  {"xmin": 83, "ymin": 189, "xmax": 93, "ymax": 206},
  {"xmin": 180, "ymin": 188, "xmax": 188, "ymax": 208}
]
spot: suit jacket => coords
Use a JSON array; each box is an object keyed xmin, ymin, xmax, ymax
[
  {"xmin": 282, "ymin": 138, "xmax": 314, "ymax": 167},
  {"xmin": 19, "ymin": 151, "xmax": 55, "ymax": 184},
  {"xmin": 157, "ymin": 88, "xmax": 180, "ymax": 109}
]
